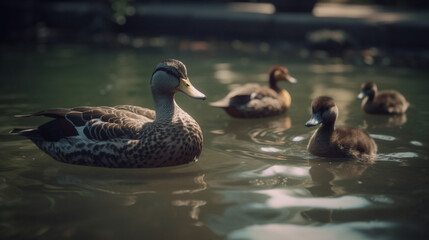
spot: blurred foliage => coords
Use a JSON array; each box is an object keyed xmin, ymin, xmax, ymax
[
  {"xmin": 109, "ymin": 0, "xmax": 136, "ymax": 25},
  {"xmin": 320, "ymin": 0, "xmax": 429, "ymax": 8}
]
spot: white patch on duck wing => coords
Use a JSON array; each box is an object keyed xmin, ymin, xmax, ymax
[
  {"xmin": 65, "ymin": 114, "xmax": 112, "ymax": 141},
  {"xmin": 250, "ymin": 92, "xmax": 257, "ymax": 99},
  {"xmin": 74, "ymin": 118, "xmax": 102, "ymax": 140}
]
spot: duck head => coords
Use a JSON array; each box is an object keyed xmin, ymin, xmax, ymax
[
  {"xmin": 151, "ymin": 59, "xmax": 206, "ymax": 99},
  {"xmin": 269, "ymin": 65, "xmax": 297, "ymax": 90},
  {"xmin": 305, "ymin": 96, "xmax": 338, "ymax": 127},
  {"xmin": 357, "ymin": 82, "xmax": 377, "ymax": 100},
  {"xmin": 270, "ymin": 65, "xmax": 297, "ymax": 83}
]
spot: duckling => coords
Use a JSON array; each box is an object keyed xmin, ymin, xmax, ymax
[
  {"xmin": 357, "ymin": 82, "xmax": 409, "ymax": 114},
  {"xmin": 209, "ymin": 65, "xmax": 297, "ymax": 118},
  {"xmin": 305, "ymin": 96, "xmax": 377, "ymax": 160},
  {"xmin": 11, "ymin": 59, "xmax": 206, "ymax": 168}
]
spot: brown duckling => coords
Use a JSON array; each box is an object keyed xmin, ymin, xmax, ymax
[
  {"xmin": 209, "ymin": 65, "xmax": 297, "ymax": 118},
  {"xmin": 305, "ymin": 96, "xmax": 377, "ymax": 160},
  {"xmin": 357, "ymin": 82, "xmax": 409, "ymax": 114}
]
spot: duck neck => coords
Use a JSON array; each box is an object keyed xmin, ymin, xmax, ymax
[
  {"xmin": 319, "ymin": 121, "xmax": 335, "ymax": 136},
  {"xmin": 366, "ymin": 91, "xmax": 375, "ymax": 102},
  {"xmin": 269, "ymin": 74, "xmax": 281, "ymax": 93},
  {"xmin": 153, "ymin": 91, "xmax": 178, "ymax": 124}
]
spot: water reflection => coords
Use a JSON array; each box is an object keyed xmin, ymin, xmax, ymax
[
  {"xmin": 171, "ymin": 199, "xmax": 207, "ymax": 226},
  {"xmin": 228, "ymin": 221, "xmax": 397, "ymax": 240},
  {"xmin": 248, "ymin": 117, "xmax": 292, "ymax": 145},
  {"xmin": 41, "ymin": 165, "xmax": 209, "ymax": 226},
  {"xmin": 251, "ymin": 189, "xmax": 371, "ymax": 209},
  {"xmin": 307, "ymin": 160, "xmax": 371, "ymax": 196},
  {"xmin": 206, "ymin": 187, "xmax": 375, "ymax": 237},
  {"xmin": 205, "ymin": 162, "xmax": 385, "ymax": 238},
  {"xmin": 363, "ymin": 114, "xmax": 407, "ymax": 128}
]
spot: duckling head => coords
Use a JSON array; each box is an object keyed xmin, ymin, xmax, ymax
[
  {"xmin": 151, "ymin": 59, "xmax": 206, "ymax": 99},
  {"xmin": 357, "ymin": 82, "xmax": 377, "ymax": 99},
  {"xmin": 305, "ymin": 96, "xmax": 338, "ymax": 127}
]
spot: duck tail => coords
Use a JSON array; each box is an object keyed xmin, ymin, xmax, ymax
[{"xmin": 10, "ymin": 128, "xmax": 43, "ymax": 140}]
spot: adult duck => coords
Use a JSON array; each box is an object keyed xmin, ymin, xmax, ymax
[
  {"xmin": 357, "ymin": 82, "xmax": 409, "ymax": 114},
  {"xmin": 209, "ymin": 65, "xmax": 297, "ymax": 118},
  {"xmin": 11, "ymin": 59, "xmax": 206, "ymax": 168},
  {"xmin": 305, "ymin": 96, "xmax": 377, "ymax": 160}
]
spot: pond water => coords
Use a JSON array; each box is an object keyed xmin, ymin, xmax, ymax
[{"xmin": 1, "ymin": 44, "xmax": 429, "ymax": 239}]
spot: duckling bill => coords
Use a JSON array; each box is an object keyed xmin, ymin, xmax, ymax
[
  {"xmin": 357, "ymin": 82, "xmax": 409, "ymax": 114},
  {"xmin": 306, "ymin": 96, "xmax": 377, "ymax": 160},
  {"xmin": 11, "ymin": 59, "xmax": 206, "ymax": 168},
  {"xmin": 210, "ymin": 65, "xmax": 297, "ymax": 118}
]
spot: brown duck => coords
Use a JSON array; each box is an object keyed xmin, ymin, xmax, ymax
[
  {"xmin": 305, "ymin": 96, "xmax": 377, "ymax": 160},
  {"xmin": 357, "ymin": 82, "xmax": 409, "ymax": 114},
  {"xmin": 209, "ymin": 65, "xmax": 297, "ymax": 118},
  {"xmin": 11, "ymin": 59, "xmax": 206, "ymax": 168}
]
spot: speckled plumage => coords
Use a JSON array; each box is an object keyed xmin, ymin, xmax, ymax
[
  {"xmin": 209, "ymin": 65, "xmax": 296, "ymax": 118},
  {"xmin": 306, "ymin": 96, "xmax": 377, "ymax": 160},
  {"xmin": 11, "ymin": 59, "xmax": 206, "ymax": 168}
]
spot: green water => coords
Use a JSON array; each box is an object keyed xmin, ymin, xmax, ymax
[{"xmin": 1, "ymin": 44, "xmax": 429, "ymax": 239}]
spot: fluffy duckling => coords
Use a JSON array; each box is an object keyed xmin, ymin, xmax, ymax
[
  {"xmin": 305, "ymin": 96, "xmax": 377, "ymax": 160},
  {"xmin": 357, "ymin": 82, "xmax": 409, "ymax": 114},
  {"xmin": 11, "ymin": 59, "xmax": 206, "ymax": 168},
  {"xmin": 209, "ymin": 65, "xmax": 297, "ymax": 118}
]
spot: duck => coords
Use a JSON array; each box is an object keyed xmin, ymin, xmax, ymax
[
  {"xmin": 10, "ymin": 59, "xmax": 206, "ymax": 168},
  {"xmin": 357, "ymin": 82, "xmax": 409, "ymax": 114},
  {"xmin": 305, "ymin": 96, "xmax": 377, "ymax": 160},
  {"xmin": 209, "ymin": 65, "xmax": 297, "ymax": 118}
]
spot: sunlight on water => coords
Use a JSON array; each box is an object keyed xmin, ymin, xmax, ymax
[
  {"xmin": 370, "ymin": 134, "xmax": 396, "ymax": 141},
  {"xmin": 260, "ymin": 147, "xmax": 283, "ymax": 153},
  {"xmin": 228, "ymin": 222, "xmax": 397, "ymax": 240},
  {"xmin": 252, "ymin": 189, "xmax": 371, "ymax": 209},
  {"xmin": 410, "ymin": 141, "xmax": 423, "ymax": 146},
  {"xmin": 377, "ymin": 152, "xmax": 419, "ymax": 162},
  {"xmin": 238, "ymin": 165, "xmax": 310, "ymax": 178},
  {"xmin": 218, "ymin": 189, "xmax": 371, "ymax": 209},
  {"xmin": 292, "ymin": 136, "xmax": 305, "ymax": 142}
]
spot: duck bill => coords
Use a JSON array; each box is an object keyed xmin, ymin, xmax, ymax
[
  {"xmin": 305, "ymin": 112, "xmax": 322, "ymax": 127},
  {"xmin": 178, "ymin": 78, "xmax": 206, "ymax": 100},
  {"xmin": 286, "ymin": 75, "xmax": 297, "ymax": 84},
  {"xmin": 357, "ymin": 92, "xmax": 365, "ymax": 99}
]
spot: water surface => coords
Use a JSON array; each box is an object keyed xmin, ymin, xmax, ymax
[{"xmin": 1, "ymin": 44, "xmax": 429, "ymax": 239}]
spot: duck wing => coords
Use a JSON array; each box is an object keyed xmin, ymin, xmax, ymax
[
  {"xmin": 12, "ymin": 106, "xmax": 155, "ymax": 141},
  {"xmin": 210, "ymin": 84, "xmax": 278, "ymax": 107},
  {"xmin": 333, "ymin": 127, "xmax": 377, "ymax": 157},
  {"xmin": 375, "ymin": 91, "xmax": 409, "ymax": 113}
]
